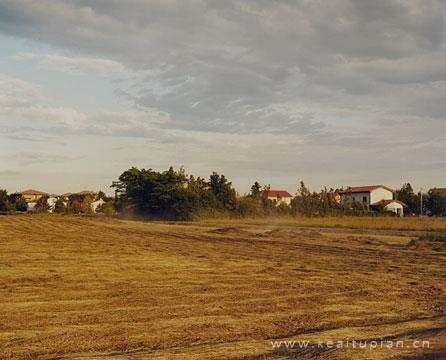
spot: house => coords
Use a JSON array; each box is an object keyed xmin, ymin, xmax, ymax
[
  {"xmin": 339, "ymin": 185, "xmax": 405, "ymax": 216},
  {"xmin": 263, "ymin": 189, "xmax": 293, "ymax": 206},
  {"xmin": 65, "ymin": 191, "xmax": 106, "ymax": 213},
  {"xmin": 430, "ymin": 188, "xmax": 446, "ymax": 195},
  {"xmin": 19, "ymin": 189, "xmax": 49, "ymax": 203},
  {"xmin": 19, "ymin": 189, "xmax": 49, "ymax": 212}
]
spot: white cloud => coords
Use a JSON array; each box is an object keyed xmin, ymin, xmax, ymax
[
  {"xmin": 0, "ymin": 74, "xmax": 167, "ymax": 129},
  {"xmin": 0, "ymin": 0, "xmax": 445, "ymax": 191},
  {"xmin": 15, "ymin": 52, "xmax": 127, "ymax": 75}
]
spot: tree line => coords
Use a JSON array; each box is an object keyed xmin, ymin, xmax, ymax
[
  {"xmin": 0, "ymin": 191, "xmax": 111, "ymax": 215},
  {"xmin": 2, "ymin": 168, "xmax": 446, "ymax": 219},
  {"xmin": 111, "ymin": 167, "xmax": 446, "ymax": 220}
]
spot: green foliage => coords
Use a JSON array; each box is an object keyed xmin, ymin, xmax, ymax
[
  {"xmin": 97, "ymin": 200, "xmax": 115, "ymax": 217},
  {"xmin": 112, "ymin": 167, "xmax": 199, "ymax": 220},
  {"xmin": 0, "ymin": 190, "xmax": 10, "ymax": 212},
  {"xmin": 237, "ymin": 196, "xmax": 265, "ymax": 217},
  {"xmin": 250, "ymin": 181, "xmax": 262, "ymax": 198},
  {"xmin": 235, "ymin": 182, "xmax": 291, "ymax": 218},
  {"xmin": 395, "ymin": 183, "xmax": 419, "ymax": 215},
  {"xmin": 68, "ymin": 194, "xmax": 94, "ymax": 214},
  {"xmin": 9, "ymin": 193, "xmax": 28, "ymax": 212},
  {"xmin": 0, "ymin": 190, "xmax": 28, "ymax": 212},
  {"xmin": 35, "ymin": 196, "xmax": 50, "ymax": 212},
  {"xmin": 208, "ymin": 172, "xmax": 237, "ymax": 211},
  {"xmin": 111, "ymin": 169, "xmax": 426, "ymax": 220},
  {"xmin": 426, "ymin": 190, "xmax": 446, "ymax": 216},
  {"xmin": 291, "ymin": 181, "xmax": 341, "ymax": 217},
  {"xmin": 53, "ymin": 198, "xmax": 67, "ymax": 213}
]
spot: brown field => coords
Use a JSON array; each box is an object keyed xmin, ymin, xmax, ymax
[{"xmin": 1, "ymin": 215, "xmax": 445, "ymax": 359}]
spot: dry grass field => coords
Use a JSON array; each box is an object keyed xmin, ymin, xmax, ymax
[{"xmin": 1, "ymin": 215, "xmax": 445, "ymax": 359}]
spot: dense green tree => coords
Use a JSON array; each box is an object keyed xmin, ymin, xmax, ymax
[
  {"xmin": 395, "ymin": 183, "xmax": 419, "ymax": 215},
  {"xmin": 8, "ymin": 193, "xmax": 28, "ymax": 212},
  {"xmin": 53, "ymin": 198, "xmax": 67, "ymax": 213},
  {"xmin": 291, "ymin": 181, "xmax": 320, "ymax": 217},
  {"xmin": 0, "ymin": 190, "xmax": 9, "ymax": 212},
  {"xmin": 35, "ymin": 196, "xmax": 50, "ymax": 212},
  {"xmin": 68, "ymin": 194, "xmax": 94, "ymax": 214},
  {"xmin": 208, "ymin": 172, "xmax": 237, "ymax": 211},
  {"xmin": 250, "ymin": 181, "xmax": 262, "ymax": 198},
  {"xmin": 112, "ymin": 167, "xmax": 201, "ymax": 220},
  {"xmin": 426, "ymin": 190, "xmax": 446, "ymax": 216}
]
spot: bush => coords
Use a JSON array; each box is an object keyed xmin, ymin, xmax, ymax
[{"xmin": 237, "ymin": 196, "xmax": 264, "ymax": 217}]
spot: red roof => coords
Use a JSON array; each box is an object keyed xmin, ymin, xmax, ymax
[
  {"xmin": 431, "ymin": 188, "xmax": 446, "ymax": 193},
  {"xmin": 371, "ymin": 200, "xmax": 406, "ymax": 207},
  {"xmin": 339, "ymin": 185, "xmax": 394, "ymax": 194},
  {"xmin": 264, "ymin": 190, "xmax": 293, "ymax": 198}
]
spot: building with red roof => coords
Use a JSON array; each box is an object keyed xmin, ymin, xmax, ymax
[
  {"xmin": 339, "ymin": 185, "xmax": 405, "ymax": 216},
  {"xmin": 263, "ymin": 189, "xmax": 293, "ymax": 206}
]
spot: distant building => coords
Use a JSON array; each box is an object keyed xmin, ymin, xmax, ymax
[
  {"xmin": 47, "ymin": 196, "xmax": 59, "ymax": 213},
  {"xmin": 91, "ymin": 198, "xmax": 105, "ymax": 213},
  {"xmin": 430, "ymin": 188, "xmax": 446, "ymax": 195},
  {"xmin": 19, "ymin": 189, "xmax": 49, "ymax": 203},
  {"xmin": 263, "ymin": 190, "xmax": 293, "ymax": 206},
  {"xmin": 339, "ymin": 185, "xmax": 405, "ymax": 216}
]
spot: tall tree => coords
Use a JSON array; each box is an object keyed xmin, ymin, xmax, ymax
[
  {"xmin": 395, "ymin": 183, "xmax": 419, "ymax": 215},
  {"xmin": 8, "ymin": 193, "xmax": 28, "ymax": 212},
  {"xmin": 208, "ymin": 172, "xmax": 237, "ymax": 210},
  {"xmin": 0, "ymin": 190, "xmax": 9, "ymax": 212},
  {"xmin": 426, "ymin": 190, "xmax": 446, "ymax": 216}
]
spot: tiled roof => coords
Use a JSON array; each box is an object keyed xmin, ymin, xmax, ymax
[
  {"xmin": 431, "ymin": 188, "xmax": 446, "ymax": 193},
  {"xmin": 371, "ymin": 200, "xmax": 406, "ymax": 207},
  {"xmin": 264, "ymin": 190, "xmax": 293, "ymax": 198},
  {"xmin": 339, "ymin": 185, "xmax": 394, "ymax": 194}
]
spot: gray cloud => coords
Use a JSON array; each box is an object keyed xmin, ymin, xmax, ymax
[
  {"xmin": 0, "ymin": 0, "xmax": 445, "ymax": 192},
  {"xmin": 1, "ymin": 0, "xmax": 444, "ymax": 134}
]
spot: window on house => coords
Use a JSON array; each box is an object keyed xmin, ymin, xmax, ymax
[{"xmin": 363, "ymin": 196, "xmax": 367, "ymax": 202}]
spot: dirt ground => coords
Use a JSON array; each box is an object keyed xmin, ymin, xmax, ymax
[{"xmin": 0, "ymin": 215, "xmax": 445, "ymax": 359}]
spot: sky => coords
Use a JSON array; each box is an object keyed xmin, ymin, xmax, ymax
[{"xmin": 0, "ymin": 0, "xmax": 445, "ymax": 195}]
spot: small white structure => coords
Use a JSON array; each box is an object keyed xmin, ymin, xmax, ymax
[
  {"xmin": 339, "ymin": 185, "xmax": 405, "ymax": 216},
  {"xmin": 263, "ymin": 190, "xmax": 293, "ymax": 206},
  {"xmin": 371, "ymin": 200, "xmax": 406, "ymax": 217},
  {"xmin": 26, "ymin": 202, "xmax": 37, "ymax": 212},
  {"xmin": 91, "ymin": 198, "xmax": 105, "ymax": 213},
  {"xmin": 47, "ymin": 196, "xmax": 59, "ymax": 213}
]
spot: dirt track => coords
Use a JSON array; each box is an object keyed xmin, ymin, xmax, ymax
[{"xmin": 1, "ymin": 215, "xmax": 445, "ymax": 359}]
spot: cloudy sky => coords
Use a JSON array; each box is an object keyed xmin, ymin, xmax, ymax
[{"xmin": 0, "ymin": 0, "xmax": 445, "ymax": 194}]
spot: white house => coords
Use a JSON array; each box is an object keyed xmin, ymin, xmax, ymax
[
  {"xmin": 19, "ymin": 189, "xmax": 48, "ymax": 203},
  {"xmin": 263, "ymin": 190, "xmax": 293, "ymax": 206},
  {"xmin": 339, "ymin": 185, "xmax": 405, "ymax": 216},
  {"xmin": 19, "ymin": 189, "xmax": 49, "ymax": 212}
]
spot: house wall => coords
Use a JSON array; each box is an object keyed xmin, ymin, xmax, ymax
[
  {"xmin": 22, "ymin": 194, "xmax": 44, "ymax": 203},
  {"xmin": 27, "ymin": 202, "xmax": 37, "ymax": 211},
  {"xmin": 267, "ymin": 196, "xmax": 292, "ymax": 206},
  {"xmin": 47, "ymin": 197, "xmax": 58, "ymax": 213},
  {"xmin": 370, "ymin": 188, "xmax": 393, "ymax": 204},
  {"xmin": 340, "ymin": 192, "xmax": 370, "ymax": 206}
]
